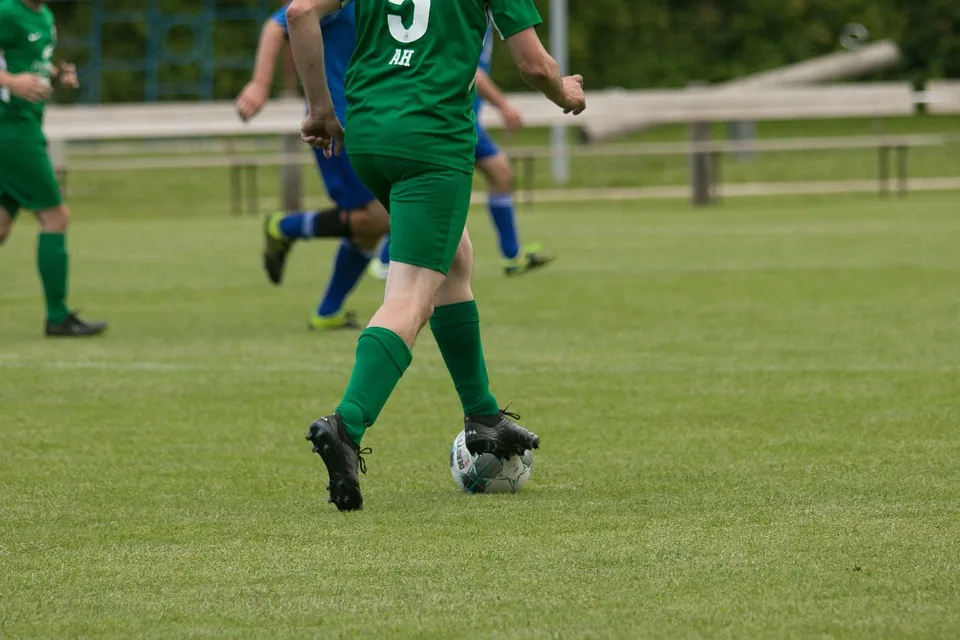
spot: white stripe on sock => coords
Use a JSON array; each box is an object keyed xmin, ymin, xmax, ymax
[
  {"xmin": 488, "ymin": 193, "xmax": 514, "ymax": 208},
  {"xmin": 302, "ymin": 212, "xmax": 316, "ymax": 237}
]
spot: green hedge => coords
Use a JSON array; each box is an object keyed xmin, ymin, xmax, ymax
[{"xmin": 51, "ymin": 0, "xmax": 960, "ymax": 102}]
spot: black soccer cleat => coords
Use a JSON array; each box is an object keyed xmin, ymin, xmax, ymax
[
  {"xmin": 45, "ymin": 311, "xmax": 108, "ymax": 338},
  {"xmin": 263, "ymin": 212, "xmax": 295, "ymax": 285},
  {"xmin": 305, "ymin": 413, "xmax": 369, "ymax": 512},
  {"xmin": 464, "ymin": 409, "xmax": 540, "ymax": 457}
]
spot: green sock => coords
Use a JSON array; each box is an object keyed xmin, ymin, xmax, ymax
[
  {"xmin": 37, "ymin": 232, "xmax": 70, "ymax": 324},
  {"xmin": 429, "ymin": 300, "xmax": 500, "ymax": 417},
  {"xmin": 336, "ymin": 327, "xmax": 413, "ymax": 445}
]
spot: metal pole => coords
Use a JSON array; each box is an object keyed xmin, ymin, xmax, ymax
[{"xmin": 549, "ymin": 0, "xmax": 569, "ymax": 184}]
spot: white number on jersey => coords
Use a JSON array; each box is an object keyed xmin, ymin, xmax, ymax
[{"xmin": 387, "ymin": 0, "xmax": 429, "ymax": 44}]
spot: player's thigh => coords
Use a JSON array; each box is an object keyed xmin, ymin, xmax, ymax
[
  {"xmin": 475, "ymin": 152, "xmax": 513, "ymax": 190},
  {"xmin": 0, "ymin": 145, "xmax": 63, "ymax": 214},
  {"xmin": 316, "ymin": 148, "xmax": 381, "ymax": 211},
  {"xmin": 387, "ymin": 162, "xmax": 473, "ymax": 276}
]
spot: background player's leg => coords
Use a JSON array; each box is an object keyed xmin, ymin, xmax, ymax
[
  {"xmin": 475, "ymin": 140, "xmax": 554, "ymax": 275},
  {"xmin": 311, "ymin": 200, "xmax": 388, "ymax": 330},
  {"xmin": 430, "ymin": 230, "xmax": 500, "ymax": 417},
  {"xmin": 36, "ymin": 205, "xmax": 107, "ymax": 336},
  {"xmin": 271, "ymin": 205, "xmax": 348, "ymax": 240},
  {"xmin": 36, "ymin": 205, "xmax": 72, "ymax": 325},
  {"xmin": 475, "ymin": 152, "xmax": 521, "ymax": 261}
]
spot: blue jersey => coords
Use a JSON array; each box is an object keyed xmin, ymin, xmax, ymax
[{"xmin": 272, "ymin": 3, "xmax": 356, "ymax": 124}]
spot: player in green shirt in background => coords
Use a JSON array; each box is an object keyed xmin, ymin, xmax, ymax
[
  {"xmin": 0, "ymin": 0, "xmax": 107, "ymax": 337},
  {"xmin": 286, "ymin": 0, "xmax": 585, "ymax": 510}
]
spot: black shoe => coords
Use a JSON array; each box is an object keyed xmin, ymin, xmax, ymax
[
  {"xmin": 464, "ymin": 409, "xmax": 539, "ymax": 457},
  {"xmin": 45, "ymin": 311, "xmax": 108, "ymax": 338},
  {"xmin": 263, "ymin": 213, "xmax": 294, "ymax": 285},
  {"xmin": 306, "ymin": 414, "xmax": 369, "ymax": 511}
]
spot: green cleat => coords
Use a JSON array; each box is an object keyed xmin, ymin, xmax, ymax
[
  {"xmin": 263, "ymin": 213, "xmax": 295, "ymax": 285},
  {"xmin": 309, "ymin": 310, "xmax": 362, "ymax": 331},
  {"xmin": 503, "ymin": 244, "xmax": 555, "ymax": 276}
]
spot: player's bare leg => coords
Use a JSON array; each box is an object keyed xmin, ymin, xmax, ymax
[
  {"xmin": 307, "ymin": 256, "xmax": 443, "ymax": 511},
  {"xmin": 475, "ymin": 152, "xmax": 553, "ymax": 276},
  {"xmin": 308, "ymin": 230, "xmax": 537, "ymax": 510},
  {"xmin": 36, "ymin": 205, "xmax": 107, "ymax": 337},
  {"xmin": 308, "ymin": 200, "xmax": 388, "ymax": 330}
]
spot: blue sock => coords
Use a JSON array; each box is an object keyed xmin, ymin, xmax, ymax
[
  {"xmin": 488, "ymin": 193, "xmax": 520, "ymax": 260},
  {"xmin": 317, "ymin": 239, "xmax": 372, "ymax": 317},
  {"xmin": 378, "ymin": 235, "xmax": 391, "ymax": 265},
  {"xmin": 278, "ymin": 211, "xmax": 318, "ymax": 240}
]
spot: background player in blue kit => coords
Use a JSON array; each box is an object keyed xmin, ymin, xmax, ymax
[
  {"xmin": 368, "ymin": 27, "xmax": 554, "ymax": 280},
  {"xmin": 235, "ymin": 2, "xmax": 389, "ymax": 330}
]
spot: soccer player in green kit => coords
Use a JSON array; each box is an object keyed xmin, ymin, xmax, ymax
[
  {"xmin": 286, "ymin": 0, "xmax": 585, "ymax": 510},
  {"xmin": 0, "ymin": 0, "xmax": 107, "ymax": 337}
]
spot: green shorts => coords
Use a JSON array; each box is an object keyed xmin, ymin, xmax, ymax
[
  {"xmin": 0, "ymin": 142, "xmax": 63, "ymax": 218},
  {"xmin": 350, "ymin": 153, "xmax": 472, "ymax": 275}
]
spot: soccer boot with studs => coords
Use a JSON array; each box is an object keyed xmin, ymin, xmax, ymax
[
  {"xmin": 262, "ymin": 212, "xmax": 295, "ymax": 285},
  {"xmin": 309, "ymin": 310, "xmax": 362, "ymax": 331},
  {"xmin": 503, "ymin": 244, "xmax": 555, "ymax": 276},
  {"xmin": 45, "ymin": 311, "xmax": 108, "ymax": 338},
  {"xmin": 464, "ymin": 408, "xmax": 540, "ymax": 457},
  {"xmin": 306, "ymin": 413, "xmax": 370, "ymax": 512}
]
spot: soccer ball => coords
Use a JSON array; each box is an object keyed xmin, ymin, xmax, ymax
[{"xmin": 449, "ymin": 430, "xmax": 533, "ymax": 494}]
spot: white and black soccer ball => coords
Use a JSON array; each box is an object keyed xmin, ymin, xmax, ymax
[{"xmin": 449, "ymin": 430, "xmax": 533, "ymax": 494}]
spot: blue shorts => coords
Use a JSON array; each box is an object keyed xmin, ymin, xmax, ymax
[
  {"xmin": 312, "ymin": 147, "xmax": 376, "ymax": 211},
  {"xmin": 475, "ymin": 122, "xmax": 499, "ymax": 161}
]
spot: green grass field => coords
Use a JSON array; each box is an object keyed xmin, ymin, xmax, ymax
[{"xmin": 2, "ymin": 190, "xmax": 960, "ymax": 638}]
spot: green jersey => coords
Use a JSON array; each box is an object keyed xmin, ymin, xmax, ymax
[
  {"xmin": 0, "ymin": 0, "xmax": 56, "ymax": 143},
  {"xmin": 342, "ymin": 0, "xmax": 542, "ymax": 173}
]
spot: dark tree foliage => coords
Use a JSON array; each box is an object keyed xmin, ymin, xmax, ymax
[{"xmin": 49, "ymin": 0, "xmax": 960, "ymax": 102}]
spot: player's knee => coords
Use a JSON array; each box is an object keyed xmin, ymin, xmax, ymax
[
  {"xmin": 347, "ymin": 203, "xmax": 389, "ymax": 240},
  {"xmin": 382, "ymin": 292, "xmax": 434, "ymax": 333},
  {"xmin": 448, "ymin": 232, "xmax": 474, "ymax": 281},
  {"xmin": 285, "ymin": 0, "xmax": 311, "ymax": 21},
  {"xmin": 39, "ymin": 205, "xmax": 70, "ymax": 233},
  {"xmin": 483, "ymin": 155, "xmax": 514, "ymax": 193},
  {"xmin": 0, "ymin": 223, "xmax": 10, "ymax": 245}
]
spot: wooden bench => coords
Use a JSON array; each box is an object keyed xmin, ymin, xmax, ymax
[
  {"xmin": 924, "ymin": 81, "xmax": 960, "ymax": 115},
  {"xmin": 45, "ymin": 83, "xmax": 927, "ymax": 210}
]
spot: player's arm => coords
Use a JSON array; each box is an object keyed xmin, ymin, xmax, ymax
[
  {"xmin": 286, "ymin": 0, "xmax": 345, "ymax": 154},
  {"xmin": 504, "ymin": 28, "xmax": 584, "ymax": 115},
  {"xmin": 285, "ymin": 0, "xmax": 340, "ymax": 117},
  {"xmin": 236, "ymin": 17, "xmax": 287, "ymax": 121},
  {"xmin": 0, "ymin": 71, "xmax": 53, "ymax": 102},
  {"xmin": 475, "ymin": 68, "xmax": 523, "ymax": 131}
]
